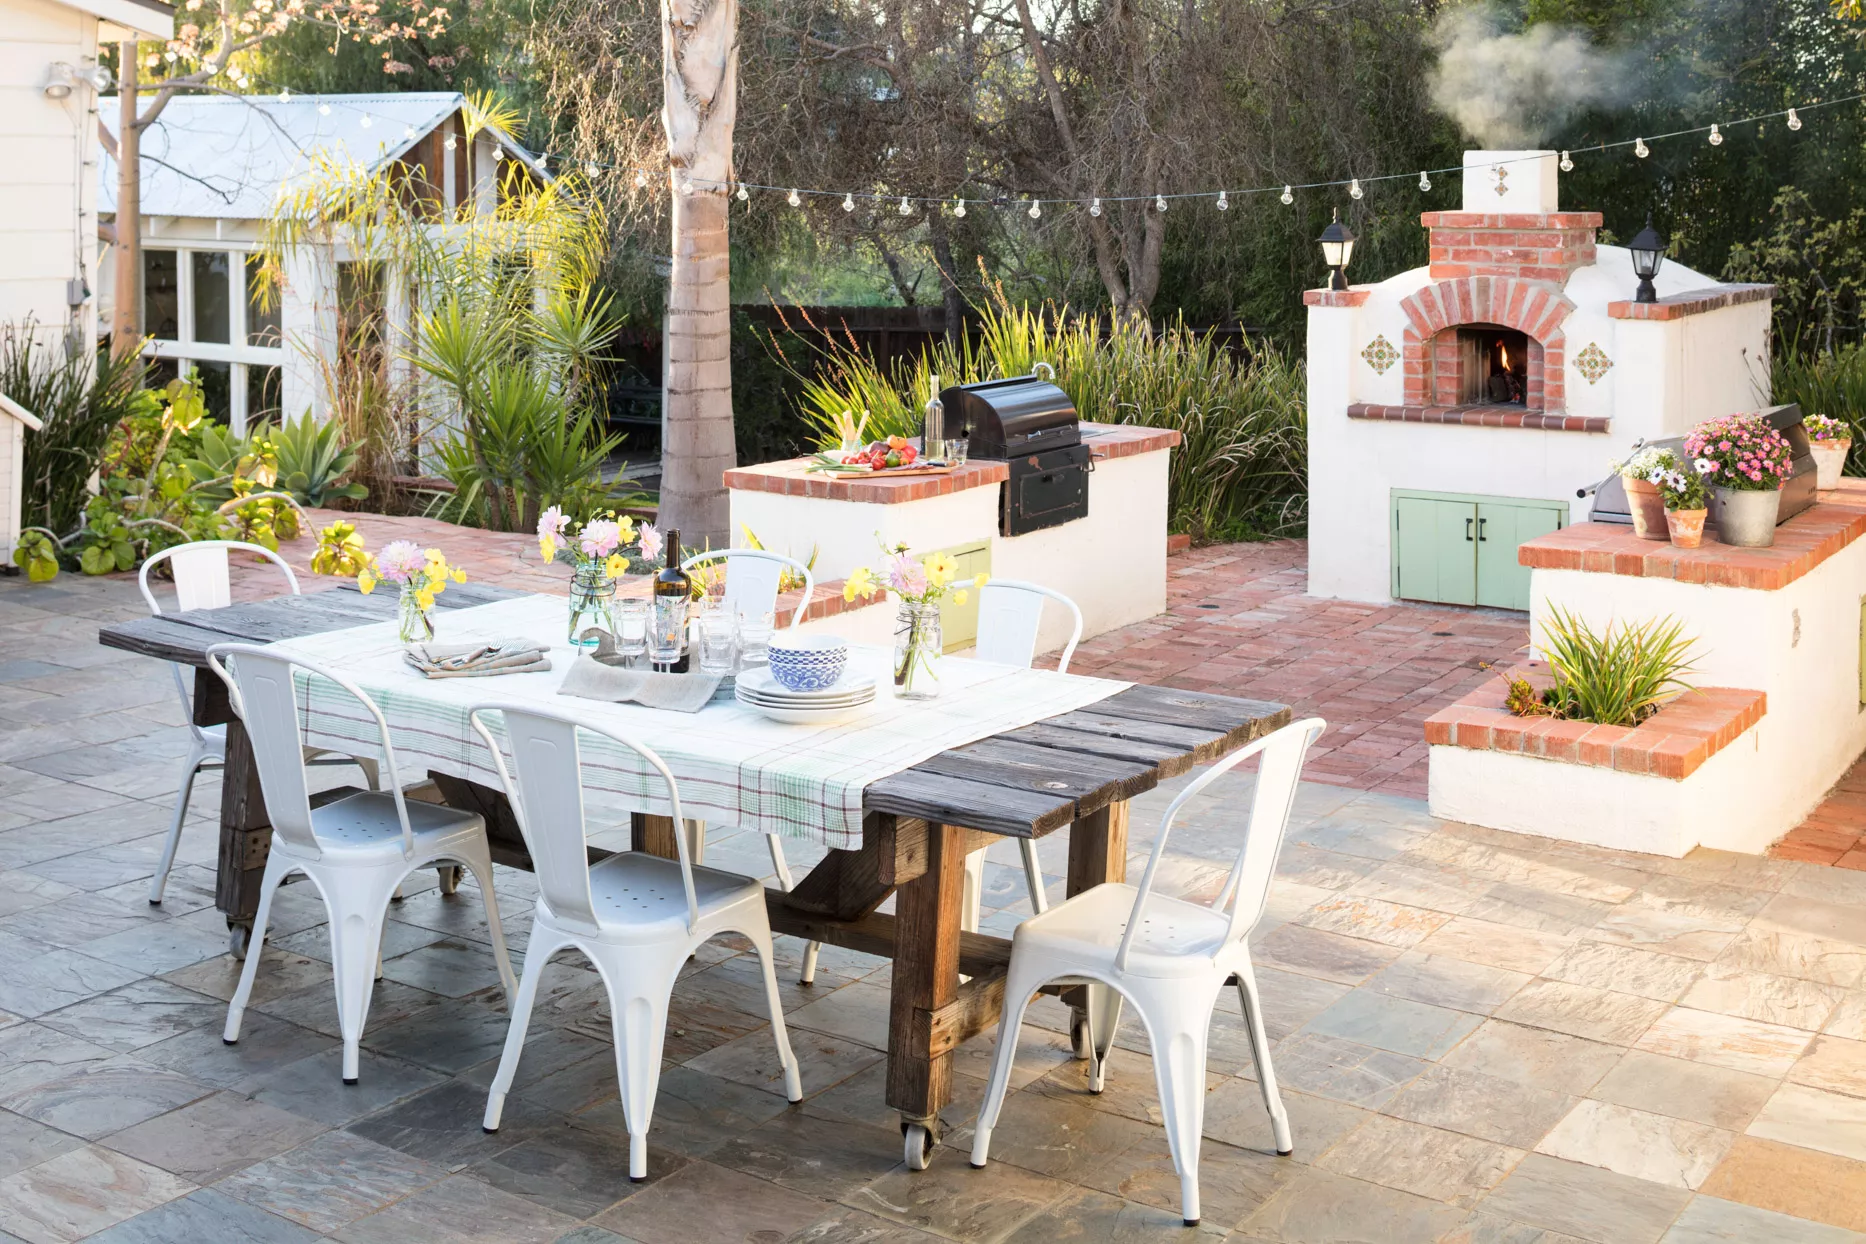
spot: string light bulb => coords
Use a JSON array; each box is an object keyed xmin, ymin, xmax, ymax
[
  {"xmin": 1635, "ymin": 137, "xmax": 1649, "ymax": 158},
  {"xmin": 901, "ymin": 195, "xmax": 914, "ymax": 215},
  {"xmin": 678, "ymin": 174, "xmax": 691, "ymax": 194},
  {"xmin": 1281, "ymin": 185, "xmax": 1293, "ymax": 205},
  {"xmin": 1349, "ymin": 178, "xmax": 1364, "ymax": 200},
  {"xmin": 403, "ymin": 126, "xmax": 416, "ymax": 140},
  {"xmin": 278, "ymin": 88, "xmax": 291, "ymax": 103},
  {"xmin": 736, "ymin": 182, "xmax": 748, "ymax": 201},
  {"xmin": 1155, "ymin": 194, "xmax": 1168, "ymax": 212},
  {"xmin": 585, "ymin": 161, "xmax": 599, "ymax": 178},
  {"xmin": 787, "ymin": 188, "xmax": 801, "ymax": 207},
  {"xmin": 1560, "ymin": 150, "xmax": 1574, "ymax": 172},
  {"xmin": 493, "ymin": 147, "xmax": 504, "ymax": 162},
  {"xmin": 1708, "ymin": 123, "xmax": 1723, "ymax": 146},
  {"xmin": 954, "ymin": 198, "xmax": 966, "ymax": 218},
  {"xmin": 318, "ymin": 102, "xmax": 331, "ymax": 116},
  {"xmin": 1028, "ymin": 200, "xmax": 1041, "ymax": 219},
  {"xmin": 634, "ymin": 169, "xmax": 648, "ymax": 188},
  {"xmin": 1089, "ymin": 197, "xmax": 1101, "ymax": 217},
  {"xmin": 842, "ymin": 192, "xmax": 855, "ymax": 212},
  {"xmin": 1216, "ymin": 190, "xmax": 1229, "ymax": 210},
  {"xmin": 1787, "ymin": 108, "xmax": 1802, "ymax": 131},
  {"xmin": 359, "ymin": 114, "xmax": 371, "ymax": 129},
  {"xmin": 1418, "ymin": 171, "xmax": 1431, "ymax": 192},
  {"xmin": 444, "ymin": 136, "xmax": 456, "ymax": 151}
]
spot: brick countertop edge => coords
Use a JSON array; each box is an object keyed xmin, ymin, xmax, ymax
[
  {"xmin": 1425, "ymin": 666, "xmax": 1765, "ymax": 780},
  {"xmin": 1519, "ymin": 480, "xmax": 1866, "ymax": 590}
]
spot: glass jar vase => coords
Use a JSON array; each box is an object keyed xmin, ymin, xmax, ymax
[
  {"xmin": 398, "ymin": 583, "xmax": 434, "ymax": 644},
  {"xmin": 567, "ymin": 560, "xmax": 619, "ymax": 647},
  {"xmin": 893, "ymin": 601, "xmax": 943, "ymax": 700}
]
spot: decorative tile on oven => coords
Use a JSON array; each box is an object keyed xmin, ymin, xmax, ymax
[
  {"xmin": 1574, "ymin": 341, "xmax": 1614, "ymax": 384},
  {"xmin": 1362, "ymin": 335, "xmax": 1400, "ymax": 375}
]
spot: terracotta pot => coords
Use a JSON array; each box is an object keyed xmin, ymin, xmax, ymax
[
  {"xmin": 1623, "ymin": 476, "xmax": 1668, "ymax": 541},
  {"xmin": 1811, "ymin": 439, "xmax": 1851, "ymax": 491},
  {"xmin": 1666, "ymin": 507, "xmax": 1707, "ymax": 549}
]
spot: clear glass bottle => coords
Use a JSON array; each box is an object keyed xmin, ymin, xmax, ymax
[
  {"xmin": 651, "ymin": 529, "xmax": 691, "ymax": 672},
  {"xmin": 566, "ymin": 560, "xmax": 618, "ymax": 647},
  {"xmin": 398, "ymin": 582, "xmax": 434, "ymax": 644},
  {"xmin": 893, "ymin": 601, "xmax": 942, "ymax": 699}
]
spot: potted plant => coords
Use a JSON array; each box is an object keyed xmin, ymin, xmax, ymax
[
  {"xmin": 844, "ymin": 541, "xmax": 987, "ymax": 699},
  {"xmin": 1804, "ymin": 413, "xmax": 1852, "ymax": 491},
  {"xmin": 1684, "ymin": 413, "xmax": 1795, "ymax": 548},
  {"xmin": 1653, "ymin": 459, "xmax": 1713, "ymax": 548},
  {"xmin": 1612, "ymin": 446, "xmax": 1674, "ymax": 541},
  {"xmin": 538, "ymin": 507, "xmax": 658, "ymax": 647}
]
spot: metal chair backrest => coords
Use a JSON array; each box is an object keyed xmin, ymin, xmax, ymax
[
  {"xmin": 1114, "ymin": 717, "xmax": 1325, "ymax": 973},
  {"xmin": 680, "ymin": 549, "xmax": 815, "ymax": 631},
  {"xmin": 468, "ymin": 704, "xmax": 695, "ymax": 937},
  {"xmin": 143, "ymin": 541, "xmax": 301, "ymax": 739},
  {"xmin": 975, "ymin": 579, "xmax": 1084, "ymax": 673},
  {"xmin": 206, "ymin": 643, "xmax": 415, "ymax": 860}
]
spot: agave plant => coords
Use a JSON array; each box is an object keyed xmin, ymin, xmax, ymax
[{"xmin": 270, "ymin": 413, "xmax": 368, "ymax": 506}]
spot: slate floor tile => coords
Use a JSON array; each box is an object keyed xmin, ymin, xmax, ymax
[
  {"xmin": 1658, "ymin": 1195, "xmax": 1865, "ymax": 1244},
  {"xmin": 361, "ymin": 994, "xmax": 517, "ymax": 1074},
  {"xmin": 964, "ymin": 1089, "xmax": 1156, "ymax": 1183},
  {"xmin": 578, "ymin": 1065, "xmax": 791, "ymax": 1160},
  {"xmin": 710, "ymin": 1110, "xmax": 903, "ymax": 1201},
  {"xmin": 0, "ymin": 1144, "xmax": 196, "ymax": 1243},
  {"xmin": 1747, "ymin": 1082, "xmax": 1866, "ymax": 1164},
  {"xmin": 838, "ymin": 1149, "xmax": 1067, "ymax": 1243},
  {"xmin": 1678, "ymin": 964, "xmax": 1845, "ymax": 1031},
  {"xmin": 103, "ymin": 1091, "xmax": 327, "ymax": 1181},
  {"xmin": 1201, "ymin": 1084, "xmax": 1366, "ymax": 1159},
  {"xmin": 1316, "ymin": 1113, "xmax": 1523, "ymax": 1206},
  {"xmin": 1237, "ymin": 1166, "xmax": 1471, "ymax": 1243},
  {"xmin": 138, "ymin": 1013, "xmax": 337, "ymax": 1090},
  {"xmin": 1786, "ymin": 1034, "xmax": 1866, "ymax": 1097},
  {"xmin": 215, "ymin": 1130, "xmax": 449, "ymax": 1235},
  {"xmin": 689, "ymin": 1027, "xmax": 882, "ymax": 1100},
  {"xmin": 83, "ymin": 1186, "xmax": 322, "ymax": 1244},
  {"xmin": 1587, "ymin": 1050, "xmax": 1776, "ymax": 1131},
  {"xmin": 1415, "ymin": 918, "xmax": 1574, "ymax": 976},
  {"xmin": 1298, "ymin": 989, "xmax": 1483, "ymax": 1059},
  {"xmin": 468, "ymin": 1122, "xmax": 658, "ymax": 1220},
  {"xmin": 1478, "ymin": 1152, "xmax": 1692, "ymax": 1244},
  {"xmin": 1249, "ymin": 925, "xmax": 1402, "ymax": 986},
  {"xmin": 35, "ymin": 979, "xmax": 224, "ymax": 1053},
  {"xmin": 0, "ymin": 1109, "xmax": 84, "ymax": 1180},
  {"xmin": 1384, "ymin": 1065, "xmax": 1573, "ymax": 1149},
  {"xmin": 1493, "ymin": 978, "xmax": 1670, "ymax": 1046},
  {"xmin": 1697, "ymin": 1137, "xmax": 1866, "ymax": 1233},
  {"xmin": 0, "ymin": 1059, "xmax": 214, "ymax": 1141},
  {"xmin": 0, "ymin": 1023, "xmax": 118, "ymax": 1097},
  {"xmin": 347, "ymin": 1075, "xmax": 559, "ymax": 1167},
  {"xmin": 1541, "ymin": 943, "xmax": 1704, "ymax": 1004},
  {"xmin": 332, "ymin": 1171, "xmax": 579, "ymax": 1244},
  {"xmin": 1440, "ymin": 1019, "xmax": 1623, "ymax": 1095},
  {"xmin": 595, "ymin": 1160, "xmax": 833, "ymax": 1244},
  {"xmin": 1634, "ymin": 1007, "xmax": 1813, "ymax": 1078},
  {"xmin": 0, "ymin": 942, "xmax": 145, "ymax": 1018},
  {"xmin": 1533, "ymin": 1099, "xmax": 1733, "ymax": 1190},
  {"xmin": 1262, "ymin": 1033, "xmax": 1428, "ymax": 1111},
  {"xmin": 1366, "ymin": 951, "xmax": 1531, "ymax": 1016}
]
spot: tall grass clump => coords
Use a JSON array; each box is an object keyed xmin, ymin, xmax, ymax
[
  {"xmin": 1510, "ymin": 608, "xmax": 1698, "ymax": 728},
  {"xmin": 1773, "ymin": 343, "xmax": 1866, "ymax": 475},
  {"xmin": 764, "ymin": 294, "xmax": 1307, "ymax": 542},
  {"xmin": 0, "ymin": 322, "xmax": 148, "ymax": 534}
]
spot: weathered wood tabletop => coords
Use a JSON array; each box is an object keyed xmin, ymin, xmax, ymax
[{"xmin": 98, "ymin": 583, "xmax": 1291, "ymax": 1163}]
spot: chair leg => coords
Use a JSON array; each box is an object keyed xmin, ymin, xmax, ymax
[
  {"xmin": 328, "ymin": 867, "xmax": 401, "ymax": 1084},
  {"xmin": 767, "ymin": 834, "xmax": 821, "ymax": 987},
  {"xmin": 1235, "ymin": 961, "xmax": 1293, "ymax": 1156},
  {"xmin": 684, "ymin": 819, "xmax": 706, "ymax": 864},
  {"xmin": 746, "ymin": 924, "xmax": 803, "ymax": 1102},
  {"xmin": 457, "ymin": 846, "xmax": 518, "ymax": 1001},
  {"xmin": 606, "ymin": 958, "xmax": 676, "ymax": 1181},
  {"xmin": 1078, "ymin": 984, "xmax": 1124, "ymax": 1095},
  {"xmin": 970, "ymin": 963, "xmax": 1045, "ymax": 1168},
  {"xmin": 223, "ymin": 852, "xmax": 291, "ymax": 1044},
  {"xmin": 961, "ymin": 848, "xmax": 987, "ymax": 934},
  {"xmin": 354, "ymin": 757, "xmax": 380, "ymax": 791},
  {"xmin": 1134, "ymin": 980, "xmax": 1217, "ymax": 1227},
  {"xmin": 149, "ymin": 746, "xmax": 209, "ymax": 905},
  {"xmin": 483, "ymin": 922, "xmax": 558, "ymax": 1132},
  {"xmin": 1017, "ymin": 837, "xmax": 1048, "ymax": 915}
]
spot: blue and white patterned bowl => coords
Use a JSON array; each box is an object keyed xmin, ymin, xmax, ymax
[{"xmin": 767, "ymin": 635, "xmax": 849, "ymax": 692}]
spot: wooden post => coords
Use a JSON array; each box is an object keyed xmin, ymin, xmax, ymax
[
  {"xmin": 631, "ymin": 812, "xmax": 682, "ymax": 859},
  {"xmin": 886, "ymin": 820, "xmax": 967, "ymax": 1132},
  {"xmin": 215, "ymin": 718, "xmax": 271, "ymax": 929}
]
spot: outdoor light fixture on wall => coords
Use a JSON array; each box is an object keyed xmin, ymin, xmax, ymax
[
  {"xmin": 1317, "ymin": 210, "xmax": 1356, "ymax": 292},
  {"xmin": 1629, "ymin": 216, "xmax": 1667, "ymax": 304},
  {"xmin": 42, "ymin": 61, "xmax": 112, "ymax": 99}
]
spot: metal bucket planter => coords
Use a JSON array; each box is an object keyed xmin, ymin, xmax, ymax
[
  {"xmin": 1711, "ymin": 486, "xmax": 1783, "ymax": 548},
  {"xmin": 1623, "ymin": 476, "xmax": 1669, "ymax": 541}
]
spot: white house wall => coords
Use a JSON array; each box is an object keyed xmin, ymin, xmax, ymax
[{"xmin": 1, "ymin": 0, "xmax": 101, "ymax": 345}]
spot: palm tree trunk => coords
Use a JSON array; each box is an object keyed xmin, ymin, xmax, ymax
[
  {"xmin": 658, "ymin": 0, "xmax": 739, "ymax": 548},
  {"xmin": 110, "ymin": 42, "xmax": 143, "ymax": 359}
]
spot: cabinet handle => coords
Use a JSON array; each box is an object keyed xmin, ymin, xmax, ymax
[
  {"xmin": 1465, "ymin": 517, "xmax": 1474, "ymax": 542},
  {"xmin": 1478, "ymin": 517, "xmax": 1488, "ymax": 542}
]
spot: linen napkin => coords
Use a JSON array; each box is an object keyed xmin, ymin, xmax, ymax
[
  {"xmin": 403, "ymin": 639, "xmax": 552, "ymax": 679},
  {"xmin": 557, "ymin": 630, "xmax": 721, "ymax": 712}
]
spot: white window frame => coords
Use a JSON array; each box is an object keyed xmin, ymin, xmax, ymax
[{"xmin": 142, "ymin": 244, "xmax": 287, "ymax": 436}]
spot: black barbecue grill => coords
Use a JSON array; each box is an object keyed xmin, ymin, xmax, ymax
[
  {"xmin": 1583, "ymin": 403, "xmax": 1817, "ymax": 530},
  {"xmin": 939, "ymin": 369, "xmax": 1092, "ymax": 536}
]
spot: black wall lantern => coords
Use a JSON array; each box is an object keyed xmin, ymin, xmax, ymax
[
  {"xmin": 1629, "ymin": 216, "xmax": 1667, "ymax": 304},
  {"xmin": 1317, "ymin": 209, "xmax": 1356, "ymax": 292}
]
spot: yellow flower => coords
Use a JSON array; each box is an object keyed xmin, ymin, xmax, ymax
[
  {"xmin": 617, "ymin": 515, "xmax": 637, "ymax": 542},
  {"xmin": 414, "ymin": 587, "xmax": 436, "ymax": 610},
  {"xmin": 539, "ymin": 536, "xmax": 556, "ymax": 564},
  {"xmin": 973, "ymin": 572, "xmax": 989, "ymax": 589},
  {"xmin": 843, "ymin": 566, "xmax": 879, "ymax": 601},
  {"xmin": 424, "ymin": 548, "xmax": 445, "ymax": 566},
  {"xmin": 604, "ymin": 553, "xmax": 627, "ymax": 578},
  {"xmin": 952, "ymin": 589, "xmax": 968, "ymax": 606},
  {"xmin": 451, "ymin": 567, "xmax": 467, "ymax": 583},
  {"xmin": 924, "ymin": 551, "xmax": 957, "ymax": 587},
  {"xmin": 357, "ymin": 566, "xmax": 376, "ymax": 594}
]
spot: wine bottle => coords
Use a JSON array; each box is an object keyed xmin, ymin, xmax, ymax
[{"xmin": 652, "ymin": 528, "xmax": 691, "ymax": 673}]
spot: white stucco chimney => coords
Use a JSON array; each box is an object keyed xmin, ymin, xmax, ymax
[{"xmin": 1461, "ymin": 150, "xmax": 1559, "ymax": 214}]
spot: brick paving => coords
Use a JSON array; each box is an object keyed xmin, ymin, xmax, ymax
[{"xmin": 1771, "ymin": 755, "xmax": 1866, "ymax": 869}]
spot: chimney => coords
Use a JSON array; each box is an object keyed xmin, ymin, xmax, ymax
[{"xmin": 1425, "ymin": 150, "xmax": 1601, "ymax": 284}]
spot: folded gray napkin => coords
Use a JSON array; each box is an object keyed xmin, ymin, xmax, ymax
[
  {"xmin": 557, "ymin": 630, "xmax": 721, "ymax": 712},
  {"xmin": 403, "ymin": 639, "xmax": 552, "ymax": 679}
]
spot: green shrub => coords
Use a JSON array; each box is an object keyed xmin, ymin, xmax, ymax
[
  {"xmin": 0, "ymin": 322, "xmax": 149, "ymax": 535},
  {"xmin": 270, "ymin": 413, "xmax": 368, "ymax": 506},
  {"xmin": 1774, "ymin": 344, "xmax": 1866, "ymax": 476},
  {"xmin": 1527, "ymin": 608, "xmax": 1699, "ymax": 728}
]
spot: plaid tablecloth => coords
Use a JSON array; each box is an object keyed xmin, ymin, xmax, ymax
[{"xmin": 264, "ymin": 594, "xmax": 1128, "ymax": 848}]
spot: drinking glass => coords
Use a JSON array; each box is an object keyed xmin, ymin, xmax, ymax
[
  {"xmin": 614, "ymin": 599, "xmax": 649, "ymax": 664},
  {"xmin": 697, "ymin": 602, "xmax": 737, "ymax": 676},
  {"xmin": 947, "ymin": 435, "xmax": 969, "ymax": 466},
  {"xmin": 736, "ymin": 609, "xmax": 775, "ymax": 670},
  {"xmin": 649, "ymin": 596, "xmax": 687, "ymax": 668}
]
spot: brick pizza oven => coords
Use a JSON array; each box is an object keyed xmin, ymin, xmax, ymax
[{"xmin": 1304, "ymin": 150, "xmax": 1776, "ymax": 607}]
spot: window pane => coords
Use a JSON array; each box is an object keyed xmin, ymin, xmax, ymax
[
  {"xmin": 247, "ymin": 364, "xmax": 282, "ymax": 425},
  {"xmin": 192, "ymin": 360, "xmax": 231, "ymax": 423},
  {"xmin": 191, "ymin": 251, "xmax": 231, "ymax": 344},
  {"xmin": 245, "ymin": 255, "xmax": 281, "ymax": 347},
  {"xmin": 143, "ymin": 250, "xmax": 178, "ymax": 340}
]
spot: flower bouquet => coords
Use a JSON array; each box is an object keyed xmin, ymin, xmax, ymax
[
  {"xmin": 1684, "ymin": 413, "xmax": 1794, "ymax": 548},
  {"xmin": 358, "ymin": 541, "xmax": 466, "ymax": 643},
  {"xmin": 538, "ymin": 507, "xmax": 662, "ymax": 646},
  {"xmin": 844, "ymin": 542, "xmax": 987, "ymax": 699},
  {"xmin": 1804, "ymin": 413, "xmax": 1852, "ymax": 491}
]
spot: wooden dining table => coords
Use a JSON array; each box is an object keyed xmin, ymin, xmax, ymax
[{"xmin": 98, "ymin": 580, "xmax": 1289, "ymax": 1166}]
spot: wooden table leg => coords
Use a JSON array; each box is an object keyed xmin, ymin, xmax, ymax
[
  {"xmin": 1063, "ymin": 800, "xmax": 1130, "ymax": 1057},
  {"xmin": 631, "ymin": 813, "xmax": 681, "ymax": 859},
  {"xmin": 216, "ymin": 717, "xmax": 271, "ymax": 959},
  {"xmin": 886, "ymin": 820, "xmax": 967, "ymax": 1167}
]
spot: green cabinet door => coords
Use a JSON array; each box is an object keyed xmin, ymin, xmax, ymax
[
  {"xmin": 1393, "ymin": 496, "xmax": 1478, "ymax": 606},
  {"xmin": 933, "ymin": 539, "xmax": 991, "ymax": 652},
  {"xmin": 1475, "ymin": 501, "xmax": 1565, "ymax": 611}
]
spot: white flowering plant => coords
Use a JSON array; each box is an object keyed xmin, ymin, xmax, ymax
[{"xmin": 1655, "ymin": 460, "xmax": 1714, "ymax": 511}]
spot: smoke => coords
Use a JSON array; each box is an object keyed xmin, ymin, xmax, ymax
[{"xmin": 1428, "ymin": 7, "xmax": 1635, "ymax": 148}]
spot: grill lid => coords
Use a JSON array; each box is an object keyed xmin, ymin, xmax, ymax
[{"xmin": 938, "ymin": 371, "xmax": 1079, "ymax": 459}]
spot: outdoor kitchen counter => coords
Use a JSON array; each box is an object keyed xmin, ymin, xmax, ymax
[{"xmin": 1518, "ymin": 478, "xmax": 1866, "ymax": 590}]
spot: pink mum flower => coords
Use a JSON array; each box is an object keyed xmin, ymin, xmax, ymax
[{"xmin": 579, "ymin": 519, "xmax": 622, "ymax": 558}]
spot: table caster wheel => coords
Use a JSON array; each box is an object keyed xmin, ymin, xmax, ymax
[
  {"xmin": 1071, "ymin": 1015, "xmax": 1092, "ymax": 1060},
  {"xmin": 438, "ymin": 865, "xmax": 463, "ymax": 896},
  {"xmin": 228, "ymin": 923, "xmax": 251, "ymax": 960},
  {"xmin": 902, "ymin": 1121, "xmax": 936, "ymax": 1171}
]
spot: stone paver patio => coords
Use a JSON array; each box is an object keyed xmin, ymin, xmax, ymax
[{"xmin": 0, "ymin": 555, "xmax": 1864, "ymax": 1242}]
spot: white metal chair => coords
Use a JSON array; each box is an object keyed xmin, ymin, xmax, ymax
[
  {"xmin": 468, "ymin": 703, "xmax": 803, "ymax": 1180},
  {"xmin": 139, "ymin": 541, "xmax": 377, "ymax": 905},
  {"xmin": 962, "ymin": 580, "xmax": 1088, "ymax": 931},
  {"xmin": 970, "ymin": 717, "xmax": 1326, "ymax": 1227},
  {"xmin": 680, "ymin": 548, "xmax": 828, "ymax": 982},
  {"xmin": 208, "ymin": 643, "xmax": 516, "ymax": 1084}
]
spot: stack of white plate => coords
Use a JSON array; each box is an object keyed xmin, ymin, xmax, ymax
[{"xmin": 735, "ymin": 666, "xmax": 877, "ymax": 724}]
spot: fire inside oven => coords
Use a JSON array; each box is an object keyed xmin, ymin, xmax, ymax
[{"xmin": 1458, "ymin": 326, "xmax": 1529, "ymax": 406}]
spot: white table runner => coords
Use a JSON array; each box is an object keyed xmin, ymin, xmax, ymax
[{"xmin": 265, "ymin": 594, "xmax": 1128, "ymax": 848}]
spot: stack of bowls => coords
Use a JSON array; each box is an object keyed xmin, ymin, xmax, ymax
[{"xmin": 766, "ymin": 635, "xmax": 849, "ymax": 692}]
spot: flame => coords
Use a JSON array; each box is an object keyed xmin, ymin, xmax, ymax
[{"xmin": 1500, "ymin": 343, "xmax": 1512, "ymax": 369}]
